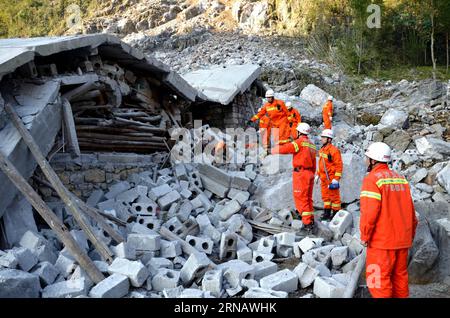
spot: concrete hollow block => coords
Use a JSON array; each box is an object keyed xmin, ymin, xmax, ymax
[
  {"xmin": 185, "ymin": 235, "xmax": 214, "ymax": 254},
  {"xmin": 219, "ymin": 232, "xmax": 238, "ymax": 260},
  {"xmin": 152, "ymin": 268, "xmax": 180, "ymax": 292},
  {"xmin": 260, "ymin": 269, "xmax": 298, "ymax": 293},
  {"xmin": 202, "ymin": 269, "xmax": 223, "ymax": 297},
  {"xmin": 329, "ymin": 210, "xmax": 353, "ymax": 240},
  {"xmin": 180, "ymin": 252, "xmax": 211, "ymax": 284}
]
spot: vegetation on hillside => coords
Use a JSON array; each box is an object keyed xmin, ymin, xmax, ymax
[
  {"xmin": 0, "ymin": 0, "xmax": 449, "ymax": 79},
  {"xmin": 0, "ymin": 0, "xmax": 100, "ymax": 38},
  {"xmin": 271, "ymin": 0, "xmax": 450, "ymax": 77}
]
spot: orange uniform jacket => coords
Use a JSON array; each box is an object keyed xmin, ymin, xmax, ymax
[
  {"xmin": 318, "ymin": 144, "xmax": 343, "ymax": 181},
  {"xmin": 272, "ymin": 135, "xmax": 316, "ymax": 171},
  {"xmin": 251, "ymin": 99, "xmax": 289, "ymax": 128},
  {"xmin": 287, "ymin": 108, "xmax": 301, "ymax": 127},
  {"xmin": 360, "ymin": 164, "xmax": 418, "ymax": 250}
]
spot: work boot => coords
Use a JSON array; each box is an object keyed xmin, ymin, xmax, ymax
[
  {"xmin": 303, "ymin": 221, "xmax": 315, "ymax": 234},
  {"xmin": 321, "ymin": 208, "xmax": 332, "ymax": 221},
  {"xmin": 292, "ymin": 210, "xmax": 302, "ymax": 220},
  {"xmin": 331, "ymin": 210, "xmax": 339, "ymax": 220}
]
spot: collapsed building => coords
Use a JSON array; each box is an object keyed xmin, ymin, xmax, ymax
[
  {"xmin": 0, "ymin": 34, "xmax": 262, "ymax": 220},
  {"xmin": 0, "ymin": 34, "xmax": 448, "ymax": 299}
]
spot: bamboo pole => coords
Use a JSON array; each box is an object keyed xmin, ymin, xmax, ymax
[
  {"xmin": 0, "ymin": 151, "xmax": 105, "ymax": 284},
  {"xmin": 5, "ymin": 103, "xmax": 114, "ymax": 263}
]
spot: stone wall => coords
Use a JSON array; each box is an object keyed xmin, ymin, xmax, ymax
[
  {"xmin": 193, "ymin": 86, "xmax": 262, "ymax": 129},
  {"xmin": 46, "ymin": 152, "xmax": 165, "ymax": 200}
]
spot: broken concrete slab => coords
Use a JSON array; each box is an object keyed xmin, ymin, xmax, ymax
[
  {"xmin": 2, "ymin": 196, "xmax": 37, "ymax": 247},
  {"xmin": 0, "ymin": 269, "xmax": 41, "ymax": 298},
  {"xmin": 89, "ymin": 273, "xmax": 130, "ymax": 298},
  {"xmin": 259, "ymin": 269, "xmax": 298, "ymax": 293},
  {"xmin": 42, "ymin": 278, "xmax": 88, "ymax": 298},
  {"xmin": 313, "ymin": 276, "xmax": 345, "ymax": 298},
  {"xmin": 293, "ymin": 262, "xmax": 319, "ymax": 288},
  {"xmin": 243, "ymin": 287, "xmax": 288, "ymax": 298},
  {"xmin": 182, "ymin": 64, "xmax": 261, "ymax": 105},
  {"xmin": 108, "ymin": 258, "xmax": 149, "ymax": 287},
  {"xmin": 31, "ymin": 261, "xmax": 59, "ymax": 286}
]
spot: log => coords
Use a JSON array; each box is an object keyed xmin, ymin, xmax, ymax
[
  {"xmin": 76, "ymin": 132, "xmax": 164, "ymax": 143},
  {"xmin": 62, "ymin": 81, "xmax": 97, "ymax": 102},
  {"xmin": 0, "ymin": 151, "xmax": 105, "ymax": 284},
  {"xmin": 78, "ymin": 137, "xmax": 166, "ymax": 147},
  {"xmin": 62, "ymin": 99, "xmax": 81, "ymax": 158},
  {"xmin": 5, "ymin": 103, "xmax": 114, "ymax": 263}
]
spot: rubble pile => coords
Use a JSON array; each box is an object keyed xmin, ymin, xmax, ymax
[{"xmin": 0, "ymin": 123, "xmax": 367, "ymax": 298}]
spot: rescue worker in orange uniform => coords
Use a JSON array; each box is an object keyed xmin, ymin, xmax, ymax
[
  {"xmin": 258, "ymin": 108, "xmax": 271, "ymax": 151},
  {"xmin": 360, "ymin": 142, "xmax": 418, "ymax": 298},
  {"xmin": 271, "ymin": 123, "xmax": 317, "ymax": 232},
  {"xmin": 316, "ymin": 129, "xmax": 343, "ymax": 221},
  {"xmin": 286, "ymin": 101, "xmax": 302, "ymax": 141},
  {"xmin": 251, "ymin": 89, "xmax": 290, "ymax": 147},
  {"xmin": 322, "ymin": 95, "xmax": 333, "ymax": 129}
]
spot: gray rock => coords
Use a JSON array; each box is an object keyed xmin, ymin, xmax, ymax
[
  {"xmin": 408, "ymin": 212, "xmax": 439, "ymax": 284},
  {"xmin": 380, "ymin": 109, "xmax": 408, "ymax": 128},
  {"xmin": 384, "ymin": 130, "xmax": 411, "ymax": 152}
]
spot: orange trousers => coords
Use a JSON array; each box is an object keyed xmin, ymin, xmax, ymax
[
  {"xmin": 272, "ymin": 123, "xmax": 291, "ymax": 145},
  {"xmin": 323, "ymin": 113, "xmax": 332, "ymax": 129},
  {"xmin": 366, "ymin": 247, "xmax": 409, "ymax": 298},
  {"xmin": 260, "ymin": 128, "xmax": 270, "ymax": 150},
  {"xmin": 320, "ymin": 180, "xmax": 341, "ymax": 212},
  {"xmin": 293, "ymin": 170, "xmax": 314, "ymax": 225}
]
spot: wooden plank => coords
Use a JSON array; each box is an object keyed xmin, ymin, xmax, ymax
[
  {"xmin": 0, "ymin": 151, "xmax": 105, "ymax": 284},
  {"xmin": 62, "ymin": 81, "xmax": 97, "ymax": 102},
  {"xmin": 5, "ymin": 103, "xmax": 114, "ymax": 263},
  {"xmin": 62, "ymin": 99, "xmax": 81, "ymax": 158}
]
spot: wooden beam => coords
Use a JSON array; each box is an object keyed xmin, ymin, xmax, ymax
[
  {"xmin": 0, "ymin": 151, "xmax": 105, "ymax": 284},
  {"xmin": 5, "ymin": 103, "xmax": 114, "ymax": 263},
  {"xmin": 62, "ymin": 99, "xmax": 81, "ymax": 158},
  {"xmin": 62, "ymin": 81, "xmax": 97, "ymax": 102}
]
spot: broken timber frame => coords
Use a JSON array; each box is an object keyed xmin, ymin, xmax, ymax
[
  {"xmin": 0, "ymin": 151, "xmax": 105, "ymax": 284},
  {"xmin": 5, "ymin": 103, "xmax": 114, "ymax": 263}
]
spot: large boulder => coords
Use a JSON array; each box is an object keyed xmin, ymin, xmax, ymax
[
  {"xmin": 254, "ymin": 172, "xmax": 294, "ymax": 211},
  {"xmin": 379, "ymin": 109, "xmax": 408, "ymax": 128},
  {"xmin": 0, "ymin": 269, "xmax": 41, "ymax": 298},
  {"xmin": 437, "ymin": 162, "xmax": 450, "ymax": 194},
  {"xmin": 260, "ymin": 154, "xmax": 292, "ymax": 175},
  {"xmin": 299, "ymin": 84, "xmax": 329, "ymax": 107},
  {"xmin": 414, "ymin": 201, "xmax": 450, "ymax": 282},
  {"xmin": 313, "ymin": 152, "xmax": 366, "ymax": 207},
  {"xmin": 384, "ymin": 130, "xmax": 411, "ymax": 152},
  {"xmin": 408, "ymin": 212, "xmax": 440, "ymax": 284},
  {"xmin": 415, "ymin": 137, "xmax": 450, "ymax": 159}
]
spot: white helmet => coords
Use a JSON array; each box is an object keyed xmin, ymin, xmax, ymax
[
  {"xmin": 328, "ymin": 95, "xmax": 333, "ymax": 101},
  {"xmin": 286, "ymin": 101, "xmax": 292, "ymax": 109},
  {"xmin": 265, "ymin": 89, "xmax": 274, "ymax": 98},
  {"xmin": 321, "ymin": 129, "xmax": 333, "ymax": 139},
  {"xmin": 296, "ymin": 122, "xmax": 311, "ymax": 135},
  {"xmin": 365, "ymin": 142, "xmax": 392, "ymax": 162}
]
